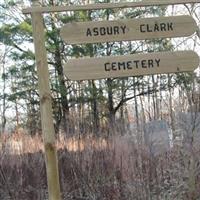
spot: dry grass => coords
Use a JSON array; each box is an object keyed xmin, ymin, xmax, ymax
[{"xmin": 0, "ymin": 132, "xmax": 200, "ymax": 200}]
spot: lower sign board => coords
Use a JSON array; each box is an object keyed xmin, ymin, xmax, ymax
[
  {"xmin": 64, "ymin": 51, "xmax": 199, "ymax": 80},
  {"xmin": 60, "ymin": 15, "xmax": 197, "ymax": 44}
]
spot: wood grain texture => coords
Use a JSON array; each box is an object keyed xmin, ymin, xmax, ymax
[
  {"xmin": 64, "ymin": 51, "xmax": 199, "ymax": 80},
  {"xmin": 31, "ymin": 10, "xmax": 61, "ymax": 200},
  {"xmin": 60, "ymin": 15, "xmax": 197, "ymax": 44},
  {"xmin": 23, "ymin": 0, "xmax": 200, "ymax": 14}
]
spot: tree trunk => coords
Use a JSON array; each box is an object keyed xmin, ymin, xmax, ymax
[
  {"xmin": 50, "ymin": 15, "xmax": 70, "ymax": 134},
  {"xmin": 133, "ymin": 78, "xmax": 139, "ymax": 132},
  {"xmin": 120, "ymin": 78, "xmax": 126, "ymax": 135},
  {"xmin": 107, "ymin": 78, "xmax": 115, "ymax": 135},
  {"xmin": 1, "ymin": 51, "xmax": 7, "ymax": 134},
  {"xmin": 91, "ymin": 80, "xmax": 99, "ymax": 134},
  {"xmin": 168, "ymin": 75, "xmax": 175, "ymax": 137}
]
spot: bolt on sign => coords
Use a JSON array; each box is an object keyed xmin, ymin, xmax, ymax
[
  {"xmin": 60, "ymin": 15, "xmax": 197, "ymax": 44},
  {"xmin": 64, "ymin": 51, "xmax": 199, "ymax": 80}
]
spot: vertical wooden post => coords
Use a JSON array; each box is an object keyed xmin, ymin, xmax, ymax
[{"xmin": 31, "ymin": 1, "xmax": 61, "ymax": 200}]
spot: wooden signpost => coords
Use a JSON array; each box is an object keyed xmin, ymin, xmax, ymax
[
  {"xmin": 60, "ymin": 15, "xmax": 197, "ymax": 44},
  {"xmin": 23, "ymin": 0, "xmax": 200, "ymax": 14},
  {"xmin": 64, "ymin": 51, "xmax": 199, "ymax": 80},
  {"xmin": 30, "ymin": 1, "xmax": 61, "ymax": 200}
]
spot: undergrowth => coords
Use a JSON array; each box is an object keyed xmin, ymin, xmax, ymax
[{"xmin": 0, "ymin": 133, "xmax": 200, "ymax": 200}]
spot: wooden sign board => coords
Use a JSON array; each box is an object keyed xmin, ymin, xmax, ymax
[
  {"xmin": 60, "ymin": 15, "xmax": 197, "ymax": 44},
  {"xmin": 64, "ymin": 51, "xmax": 199, "ymax": 80}
]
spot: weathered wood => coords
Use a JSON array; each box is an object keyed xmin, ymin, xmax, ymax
[
  {"xmin": 60, "ymin": 15, "xmax": 197, "ymax": 44},
  {"xmin": 31, "ymin": 2, "xmax": 61, "ymax": 200},
  {"xmin": 23, "ymin": 0, "xmax": 200, "ymax": 14},
  {"xmin": 64, "ymin": 51, "xmax": 199, "ymax": 80}
]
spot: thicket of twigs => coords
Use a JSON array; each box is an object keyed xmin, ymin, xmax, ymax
[{"xmin": 0, "ymin": 130, "xmax": 200, "ymax": 200}]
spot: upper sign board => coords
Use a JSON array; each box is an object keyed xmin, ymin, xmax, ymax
[
  {"xmin": 64, "ymin": 51, "xmax": 199, "ymax": 80},
  {"xmin": 60, "ymin": 15, "xmax": 197, "ymax": 44}
]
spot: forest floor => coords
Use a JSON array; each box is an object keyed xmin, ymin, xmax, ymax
[{"xmin": 0, "ymin": 132, "xmax": 200, "ymax": 200}]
